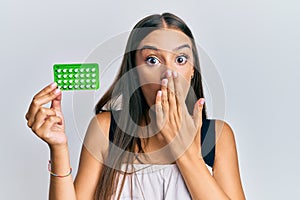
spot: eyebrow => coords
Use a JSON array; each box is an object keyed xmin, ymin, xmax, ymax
[
  {"xmin": 139, "ymin": 44, "xmax": 191, "ymax": 52},
  {"xmin": 173, "ymin": 44, "xmax": 191, "ymax": 51}
]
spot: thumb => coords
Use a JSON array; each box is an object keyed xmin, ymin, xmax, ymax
[
  {"xmin": 51, "ymin": 91, "xmax": 62, "ymax": 112},
  {"xmin": 193, "ymin": 98, "xmax": 205, "ymax": 129}
]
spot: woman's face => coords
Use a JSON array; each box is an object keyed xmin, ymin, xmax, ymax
[{"xmin": 135, "ymin": 28, "xmax": 194, "ymax": 107}]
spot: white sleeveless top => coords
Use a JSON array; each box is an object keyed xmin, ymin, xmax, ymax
[{"xmin": 112, "ymin": 164, "xmax": 213, "ymax": 200}]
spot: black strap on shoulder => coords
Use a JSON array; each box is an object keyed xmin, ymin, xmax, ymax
[
  {"xmin": 109, "ymin": 111, "xmax": 216, "ymax": 168},
  {"xmin": 109, "ymin": 111, "xmax": 118, "ymax": 143},
  {"xmin": 201, "ymin": 119, "xmax": 216, "ymax": 168}
]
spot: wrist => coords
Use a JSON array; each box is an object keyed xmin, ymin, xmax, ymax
[
  {"xmin": 49, "ymin": 143, "xmax": 69, "ymax": 152},
  {"xmin": 49, "ymin": 143, "xmax": 70, "ymax": 163},
  {"xmin": 177, "ymin": 142, "xmax": 203, "ymax": 163},
  {"xmin": 48, "ymin": 144, "xmax": 71, "ymax": 177}
]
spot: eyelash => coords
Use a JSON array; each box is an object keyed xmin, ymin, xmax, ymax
[
  {"xmin": 145, "ymin": 54, "xmax": 189, "ymax": 66},
  {"xmin": 145, "ymin": 56, "xmax": 160, "ymax": 66},
  {"xmin": 176, "ymin": 54, "xmax": 189, "ymax": 65}
]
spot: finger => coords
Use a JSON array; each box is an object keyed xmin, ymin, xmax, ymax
[
  {"xmin": 25, "ymin": 83, "xmax": 57, "ymax": 121},
  {"xmin": 31, "ymin": 107, "xmax": 56, "ymax": 131},
  {"xmin": 172, "ymin": 71, "xmax": 184, "ymax": 104},
  {"xmin": 35, "ymin": 82, "xmax": 58, "ymax": 98},
  {"xmin": 38, "ymin": 116, "xmax": 63, "ymax": 139},
  {"xmin": 166, "ymin": 71, "xmax": 182, "ymax": 128},
  {"xmin": 34, "ymin": 88, "xmax": 61, "ymax": 106},
  {"xmin": 155, "ymin": 90, "xmax": 163, "ymax": 129},
  {"xmin": 166, "ymin": 70, "xmax": 176, "ymax": 109},
  {"xmin": 161, "ymin": 78, "xmax": 169, "ymax": 113},
  {"xmin": 51, "ymin": 92, "xmax": 62, "ymax": 111},
  {"xmin": 26, "ymin": 88, "xmax": 61, "ymax": 127},
  {"xmin": 172, "ymin": 71, "xmax": 183, "ymax": 121},
  {"xmin": 193, "ymin": 98, "xmax": 205, "ymax": 129}
]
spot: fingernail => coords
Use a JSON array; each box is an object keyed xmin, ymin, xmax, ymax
[
  {"xmin": 166, "ymin": 70, "xmax": 172, "ymax": 77},
  {"xmin": 54, "ymin": 88, "xmax": 61, "ymax": 94},
  {"xmin": 157, "ymin": 90, "xmax": 162, "ymax": 96},
  {"xmin": 173, "ymin": 71, "xmax": 178, "ymax": 78},
  {"xmin": 51, "ymin": 82, "xmax": 57, "ymax": 88},
  {"xmin": 199, "ymin": 99, "xmax": 205, "ymax": 105},
  {"xmin": 162, "ymin": 79, "xmax": 168, "ymax": 86}
]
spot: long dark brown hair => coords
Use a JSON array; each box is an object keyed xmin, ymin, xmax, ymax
[{"xmin": 94, "ymin": 13, "xmax": 207, "ymax": 200}]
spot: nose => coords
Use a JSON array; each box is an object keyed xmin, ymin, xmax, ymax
[{"xmin": 160, "ymin": 53, "xmax": 177, "ymax": 79}]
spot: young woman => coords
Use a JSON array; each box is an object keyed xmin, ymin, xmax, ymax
[{"xmin": 25, "ymin": 13, "xmax": 246, "ymax": 200}]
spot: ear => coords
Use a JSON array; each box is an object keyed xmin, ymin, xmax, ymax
[{"xmin": 191, "ymin": 68, "xmax": 195, "ymax": 79}]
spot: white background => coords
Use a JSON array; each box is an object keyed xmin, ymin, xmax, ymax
[{"xmin": 1, "ymin": 0, "xmax": 299, "ymax": 199}]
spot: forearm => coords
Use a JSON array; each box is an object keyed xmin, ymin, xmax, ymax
[
  {"xmin": 176, "ymin": 144, "xmax": 230, "ymax": 200},
  {"xmin": 49, "ymin": 145, "xmax": 76, "ymax": 200}
]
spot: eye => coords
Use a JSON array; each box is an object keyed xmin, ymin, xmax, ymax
[
  {"xmin": 176, "ymin": 55, "xmax": 188, "ymax": 65},
  {"xmin": 145, "ymin": 56, "xmax": 160, "ymax": 66}
]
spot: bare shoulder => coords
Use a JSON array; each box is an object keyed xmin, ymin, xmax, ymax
[
  {"xmin": 85, "ymin": 111, "xmax": 111, "ymax": 140},
  {"xmin": 94, "ymin": 111, "xmax": 112, "ymax": 137},
  {"xmin": 89, "ymin": 111, "xmax": 112, "ymax": 131},
  {"xmin": 83, "ymin": 111, "xmax": 112, "ymax": 160},
  {"xmin": 74, "ymin": 111, "xmax": 112, "ymax": 199},
  {"xmin": 212, "ymin": 119, "xmax": 246, "ymax": 199},
  {"xmin": 214, "ymin": 119, "xmax": 236, "ymax": 150},
  {"xmin": 214, "ymin": 119, "xmax": 237, "ymax": 164}
]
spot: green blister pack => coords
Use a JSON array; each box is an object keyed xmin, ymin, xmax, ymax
[{"xmin": 53, "ymin": 63, "xmax": 99, "ymax": 90}]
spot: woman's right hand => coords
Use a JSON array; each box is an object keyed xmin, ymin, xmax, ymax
[{"xmin": 25, "ymin": 82, "xmax": 67, "ymax": 149}]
